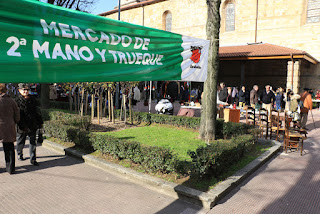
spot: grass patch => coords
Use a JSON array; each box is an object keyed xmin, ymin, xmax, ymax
[{"xmin": 96, "ymin": 124, "xmax": 207, "ymax": 161}]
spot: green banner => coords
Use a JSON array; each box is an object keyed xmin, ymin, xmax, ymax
[{"xmin": 0, "ymin": 0, "xmax": 209, "ymax": 83}]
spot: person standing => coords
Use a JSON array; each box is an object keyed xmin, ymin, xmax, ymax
[
  {"xmin": 275, "ymin": 88, "xmax": 282, "ymax": 111},
  {"xmin": 238, "ymin": 86, "xmax": 246, "ymax": 108},
  {"xmin": 0, "ymin": 83, "xmax": 20, "ymax": 174},
  {"xmin": 16, "ymin": 83, "xmax": 43, "ymax": 166},
  {"xmin": 300, "ymin": 88, "xmax": 313, "ymax": 129},
  {"xmin": 260, "ymin": 85, "xmax": 275, "ymax": 115},
  {"xmin": 260, "ymin": 85, "xmax": 276, "ymax": 115},
  {"xmin": 289, "ymin": 93, "xmax": 301, "ymax": 129},
  {"xmin": 250, "ymin": 85, "xmax": 259, "ymax": 109},
  {"xmin": 218, "ymin": 82, "xmax": 228, "ymax": 102}
]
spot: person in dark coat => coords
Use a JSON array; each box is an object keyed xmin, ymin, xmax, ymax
[
  {"xmin": 238, "ymin": 86, "xmax": 246, "ymax": 107},
  {"xmin": 218, "ymin": 82, "xmax": 228, "ymax": 102},
  {"xmin": 260, "ymin": 85, "xmax": 275, "ymax": 116},
  {"xmin": 250, "ymin": 85, "xmax": 259, "ymax": 109},
  {"xmin": 0, "ymin": 83, "xmax": 20, "ymax": 174},
  {"xmin": 16, "ymin": 83, "xmax": 43, "ymax": 166}
]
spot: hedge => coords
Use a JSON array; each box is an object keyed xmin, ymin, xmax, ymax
[
  {"xmin": 91, "ymin": 134, "xmax": 177, "ymax": 173},
  {"xmin": 43, "ymin": 109, "xmax": 255, "ymax": 176},
  {"xmin": 42, "ymin": 109, "xmax": 92, "ymax": 149},
  {"xmin": 41, "ymin": 109, "xmax": 91, "ymax": 130},
  {"xmin": 188, "ymin": 134, "xmax": 255, "ymax": 178}
]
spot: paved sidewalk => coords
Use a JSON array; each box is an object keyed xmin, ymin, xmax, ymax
[
  {"xmin": 0, "ymin": 145, "xmax": 204, "ymax": 214},
  {"xmin": 209, "ymin": 109, "xmax": 320, "ymax": 213},
  {"xmin": 1, "ymin": 110, "xmax": 319, "ymax": 214}
]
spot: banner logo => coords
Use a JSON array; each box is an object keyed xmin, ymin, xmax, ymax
[{"xmin": 190, "ymin": 46, "xmax": 202, "ymax": 69}]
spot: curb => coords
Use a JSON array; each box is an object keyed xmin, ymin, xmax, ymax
[{"xmin": 42, "ymin": 139, "xmax": 281, "ymax": 209}]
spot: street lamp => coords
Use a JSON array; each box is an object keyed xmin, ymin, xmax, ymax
[{"xmin": 115, "ymin": 0, "xmax": 121, "ymax": 109}]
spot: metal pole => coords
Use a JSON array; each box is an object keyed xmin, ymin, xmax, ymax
[
  {"xmin": 118, "ymin": 0, "xmax": 121, "ymax": 20},
  {"xmin": 148, "ymin": 81, "xmax": 152, "ymax": 113},
  {"xmin": 189, "ymin": 82, "xmax": 191, "ymax": 103},
  {"xmin": 115, "ymin": 0, "xmax": 121, "ymax": 109},
  {"xmin": 291, "ymin": 54, "xmax": 294, "ymax": 91},
  {"xmin": 255, "ymin": 0, "xmax": 259, "ymax": 43}
]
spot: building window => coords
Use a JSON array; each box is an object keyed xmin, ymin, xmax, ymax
[
  {"xmin": 163, "ymin": 11, "xmax": 172, "ymax": 32},
  {"xmin": 307, "ymin": 0, "xmax": 320, "ymax": 23},
  {"xmin": 225, "ymin": 3, "xmax": 235, "ymax": 31}
]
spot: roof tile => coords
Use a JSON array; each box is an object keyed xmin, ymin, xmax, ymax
[{"xmin": 219, "ymin": 43, "xmax": 306, "ymax": 58}]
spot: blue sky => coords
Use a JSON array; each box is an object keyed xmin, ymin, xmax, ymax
[{"xmin": 91, "ymin": 0, "xmax": 119, "ymax": 15}]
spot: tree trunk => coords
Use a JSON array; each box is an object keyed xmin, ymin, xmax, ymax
[
  {"xmin": 199, "ymin": 0, "xmax": 221, "ymax": 143},
  {"xmin": 120, "ymin": 96, "xmax": 123, "ymax": 121},
  {"xmin": 69, "ymin": 91, "xmax": 73, "ymax": 111},
  {"xmin": 103, "ymin": 93, "xmax": 107, "ymax": 117},
  {"xmin": 99, "ymin": 93, "xmax": 103, "ymax": 119},
  {"xmin": 77, "ymin": 90, "xmax": 80, "ymax": 112},
  {"xmin": 97, "ymin": 94, "xmax": 100, "ymax": 124},
  {"xmin": 74, "ymin": 94, "xmax": 77, "ymax": 113},
  {"xmin": 80, "ymin": 88, "xmax": 84, "ymax": 116},
  {"xmin": 41, "ymin": 84, "xmax": 50, "ymax": 109},
  {"xmin": 129, "ymin": 97, "xmax": 133, "ymax": 125},
  {"xmin": 111, "ymin": 93, "xmax": 115, "ymax": 124},
  {"xmin": 123, "ymin": 94, "xmax": 127, "ymax": 123},
  {"xmin": 108, "ymin": 89, "xmax": 111, "ymax": 121},
  {"xmin": 85, "ymin": 91, "xmax": 88, "ymax": 115},
  {"xmin": 91, "ymin": 93, "xmax": 95, "ymax": 120}
]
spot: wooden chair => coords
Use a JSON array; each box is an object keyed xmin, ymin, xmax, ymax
[
  {"xmin": 284, "ymin": 114, "xmax": 306, "ymax": 155},
  {"xmin": 245, "ymin": 106, "xmax": 256, "ymax": 125},
  {"xmin": 258, "ymin": 108, "xmax": 269, "ymax": 139},
  {"xmin": 269, "ymin": 109, "xmax": 285, "ymax": 141}
]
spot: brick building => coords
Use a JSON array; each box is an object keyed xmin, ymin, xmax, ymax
[{"xmin": 100, "ymin": 0, "xmax": 320, "ymax": 93}]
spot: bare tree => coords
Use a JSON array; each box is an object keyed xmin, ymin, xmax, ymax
[
  {"xmin": 199, "ymin": 0, "xmax": 221, "ymax": 143},
  {"xmin": 40, "ymin": 0, "xmax": 97, "ymax": 109},
  {"xmin": 44, "ymin": 0, "xmax": 96, "ymax": 12}
]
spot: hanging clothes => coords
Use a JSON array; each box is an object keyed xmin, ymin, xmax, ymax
[{"xmin": 133, "ymin": 86, "xmax": 141, "ymax": 101}]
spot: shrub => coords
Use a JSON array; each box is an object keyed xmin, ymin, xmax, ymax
[
  {"xmin": 222, "ymin": 122, "xmax": 251, "ymax": 139},
  {"xmin": 188, "ymin": 134, "xmax": 254, "ymax": 178},
  {"xmin": 41, "ymin": 109, "xmax": 91, "ymax": 130},
  {"xmin": 43, "ymin": 109, "xmax": 92, "ymax": 149},
  {"xmin": 49, "ymin": 101, "xmax": 72, "ymax": 110},
  {"xmin": 91, "ymin": 134, "xmax": 178, "ymax": 173},
  {"xmin": 43, "ymin": 121, "xmax": 74, "ymax": 142}
]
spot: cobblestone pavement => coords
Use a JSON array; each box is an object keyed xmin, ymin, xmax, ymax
[
  {"xmin": 209, "ymin": 109, "xmax": 320, "ymax": 214},
  {"xmin": 0, "ymin": 145, "xmax": 204, "ymax": 214}
]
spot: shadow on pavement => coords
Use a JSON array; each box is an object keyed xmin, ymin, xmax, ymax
[{"xmin": 14, "ymin": 154, "xmax": 82, "ymax": 174}]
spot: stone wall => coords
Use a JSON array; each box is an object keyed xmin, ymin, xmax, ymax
[
  {"xmin": 106, "ymin": 0, "xmax": 207, "ymax": 40},
  {"xmin": 220, "ymin": 0, "xmax": 320, "ymax": 61},
  {"xmin": 104, "ymin": 0, "xmax": 320, "ymax": 91}
]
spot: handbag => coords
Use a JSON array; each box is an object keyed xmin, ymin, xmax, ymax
[
  {"xmin": 290, "ymin": 112, "xmax": 301, "ymax": 122},
  {"xmin": 37, "ymin": 129, "xmax": 44, "ymax": 144}
]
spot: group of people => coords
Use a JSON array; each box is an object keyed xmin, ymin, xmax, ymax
[
  {"xmin": 0, "ymin": 83, "xmax": 43, "ymax": 174},
  {"xmin": 218, "ymin": 82, "xmax": 313, "ymax": 129}
]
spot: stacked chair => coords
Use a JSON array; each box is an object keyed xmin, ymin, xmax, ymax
[
  {"xmin": 269, "ymin": 109, "xmax": 285, "ymax": 141},
  {"xmin": 257, "ymin": 108, "xmax": 269, "ymax": 139},
  {"xmin": 245, "ymin": 106, "xmax": 256, "ymax": 125},
  {"xmin": 283, "ymin": 113, "xmax": 307, "ymax": 155}
]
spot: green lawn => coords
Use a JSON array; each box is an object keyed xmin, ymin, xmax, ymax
[{"xmin": 98, "ymin": 124, "xmax": 207, "ymax": 161}]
